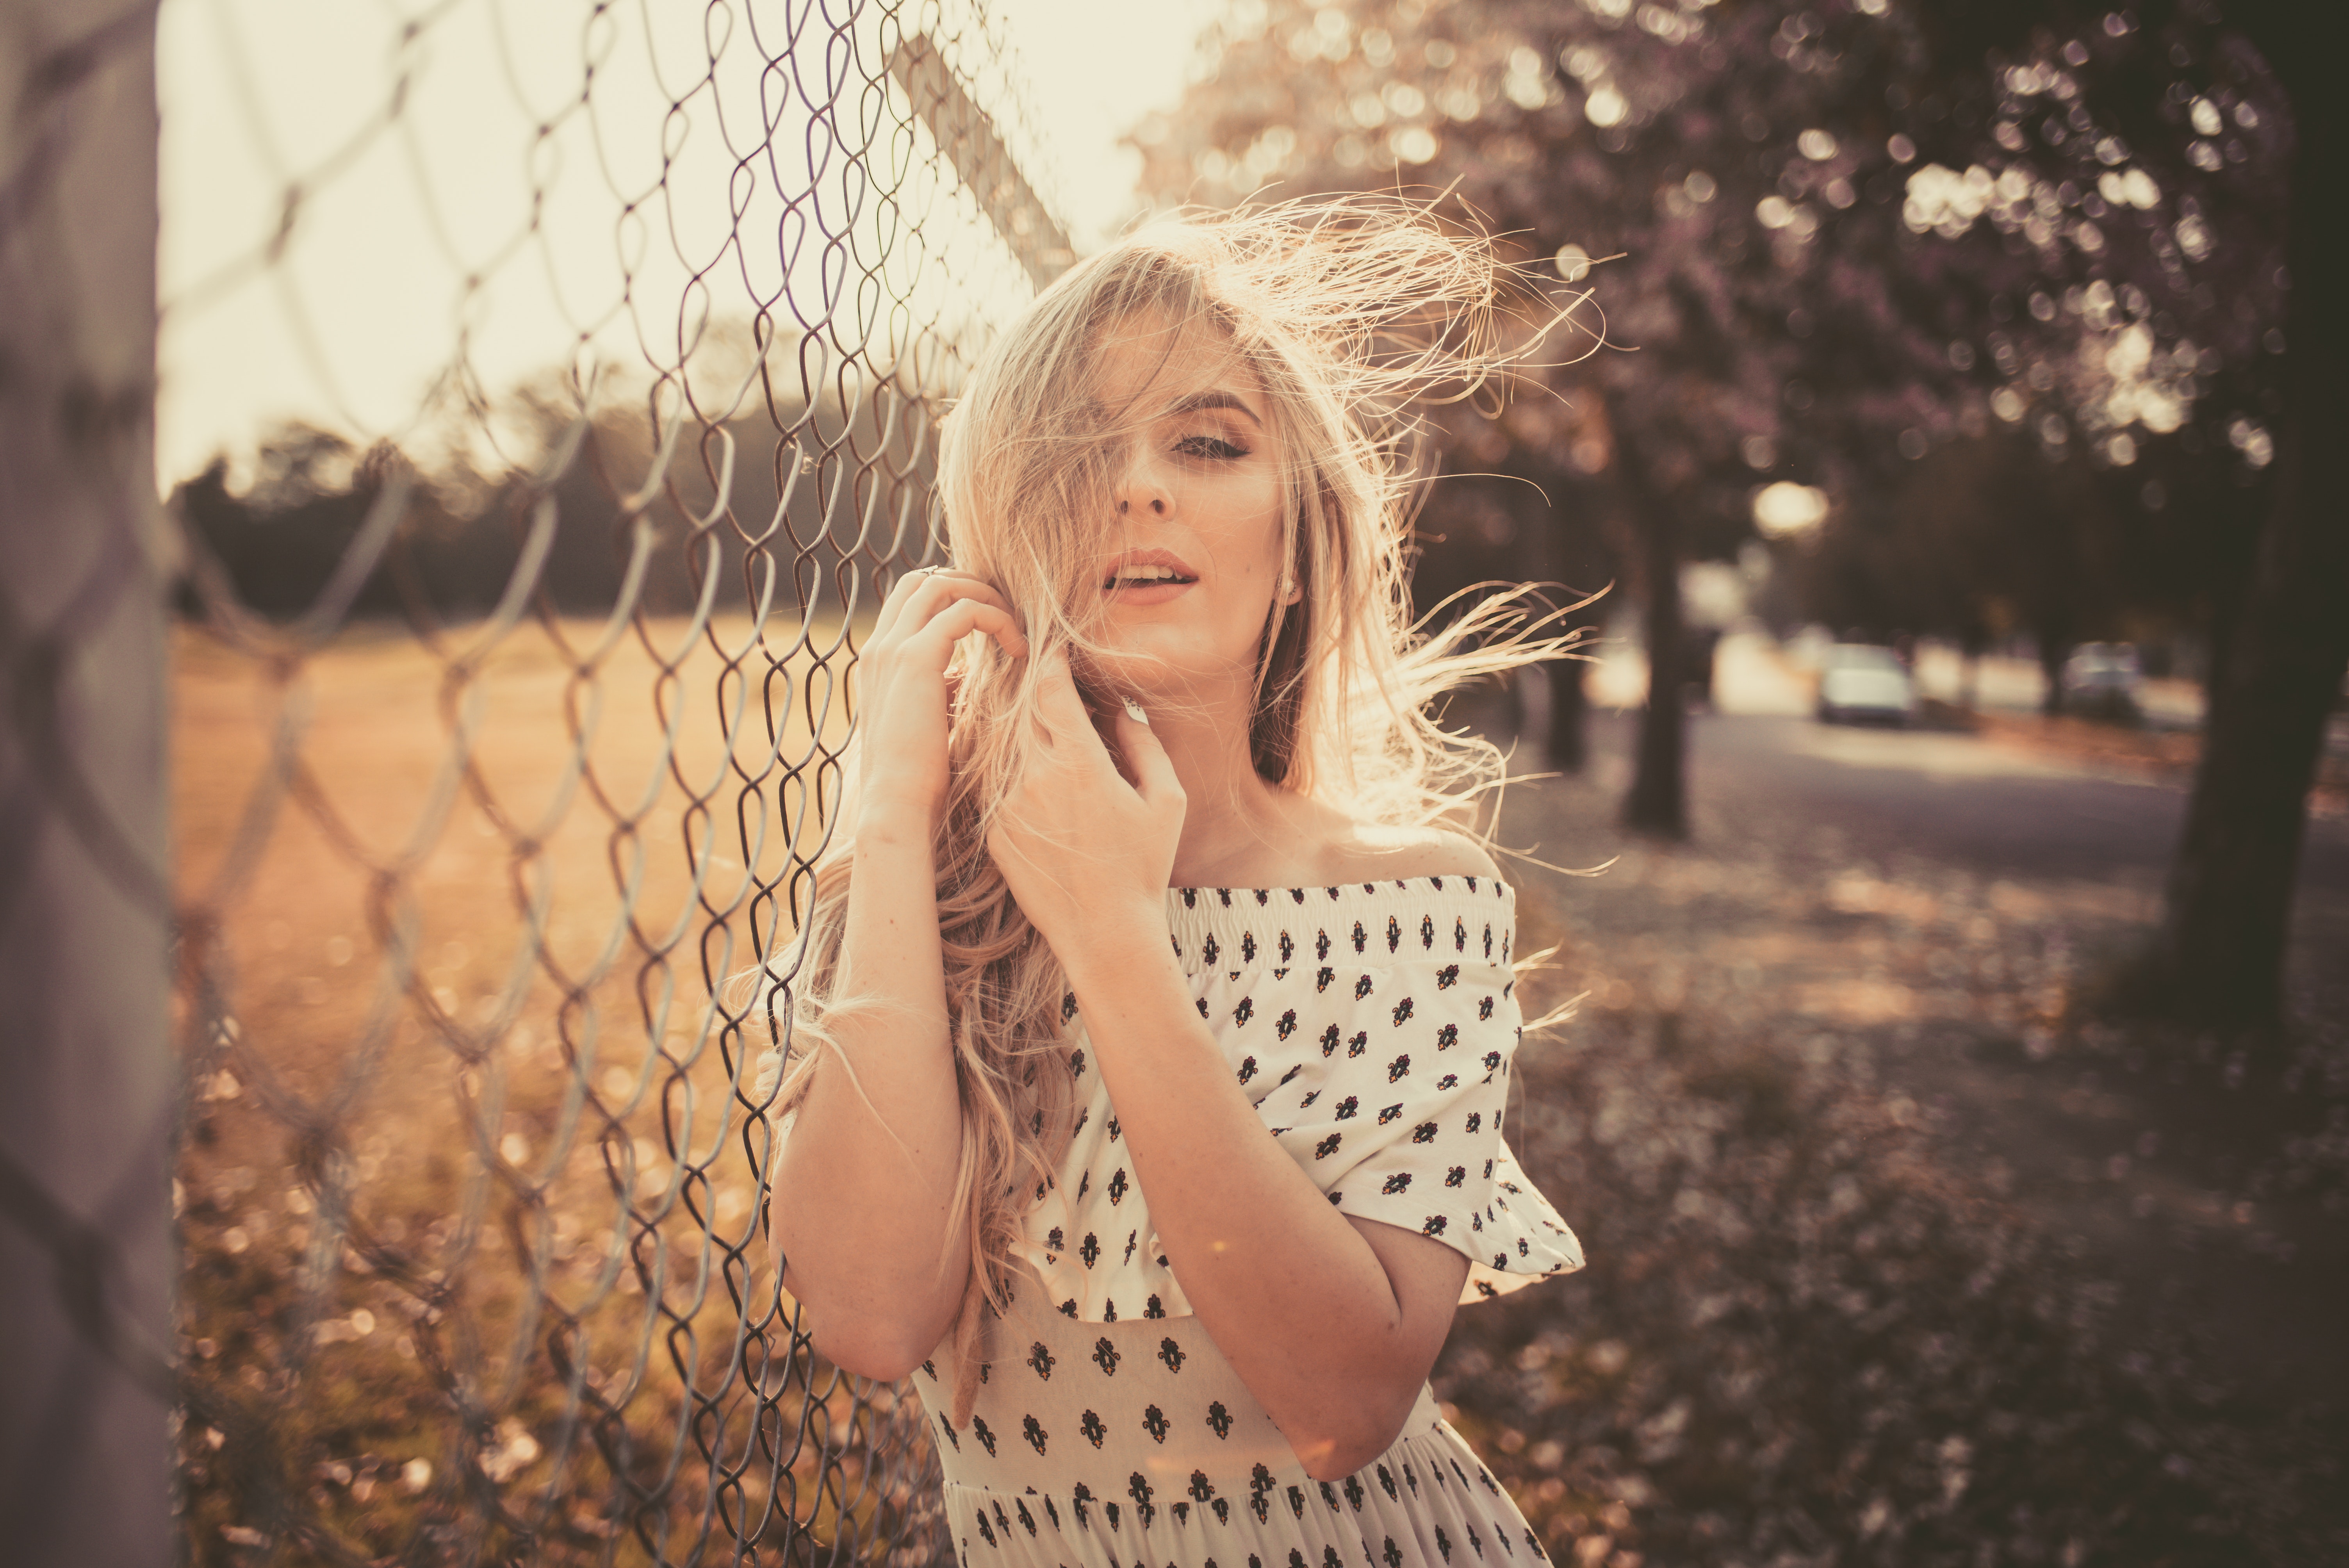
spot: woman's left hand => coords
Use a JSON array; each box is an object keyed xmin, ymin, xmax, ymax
[{"xmin": 986, "ymin": 650, "xmax": 1184, "ymax": 969}]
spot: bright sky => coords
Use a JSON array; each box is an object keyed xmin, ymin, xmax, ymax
[{"xmin": 153, "ymin": 0, "xmax": 1221, "ymax": 488}]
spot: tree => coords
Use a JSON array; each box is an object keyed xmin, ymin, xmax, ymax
[
  {"xmin": 2142, "ymin": 0, "xmax": 2342, "ymax": 1033},
  {"xmin": 1408, "ymin": 399, "xmax": 1617, "ymax": 771},
  {"xmin": 1144, "ymin": 1, "xmax": 2334, "ymax": 1028},
  {"xmin": 172, "ymin": 353, "xmax": 951, "ymax": 633},
  {"xmin": 1138, "ymin": 0, "xmax": 1971, "ymax": 837},
  {"xmin": 1893, "ymin": 0, "xmax": 2334, "ymax": 1032}
]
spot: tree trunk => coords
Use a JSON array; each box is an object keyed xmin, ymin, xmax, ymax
[
  {"xmin": 1546, "ymin": 653, "xmax": 1589, "ymax": 772},
  {"xmin": 2150, "ymin": 61, "xmax": 2348, "ymax": 1035},
  {"xmin": 2194, "ymin": 478, "xmax": 2265, "ymax": 727},
  {"xmin": 1536, "ymin": 471, "xmax": 1605, "ymax": 775},
  {"xmin": 1621, "ymin": 447, "xmax": 1686, "ymax": 836},
  {"xmin": 2037, "ymin": 628, "xmax": 2070, "ymax": 716}
]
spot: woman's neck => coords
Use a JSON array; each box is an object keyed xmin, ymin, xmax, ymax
[{"xmin": 1137, "ymin": 676, "xmax": 1305, "ymax": 889}]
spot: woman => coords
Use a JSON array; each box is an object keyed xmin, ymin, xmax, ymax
[{"xmin": 761, "ymin": 200, "xmax": 1583, "ymax": 1566}]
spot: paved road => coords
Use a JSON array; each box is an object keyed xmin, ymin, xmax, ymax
[
  {"xmin": 1572, "ymin": 629, "xmax": 2349, "ymax": 894},
  {"xmin": 1682, "ymin": 711, "xmax": 2349, "ymax": 892}
]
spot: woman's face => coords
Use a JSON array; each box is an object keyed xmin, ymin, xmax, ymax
[{"xmin": 1083, "ymin": 312, "xmax": 1290, "ymax": 700}]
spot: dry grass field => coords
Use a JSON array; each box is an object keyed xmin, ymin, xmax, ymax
[{"xmin": 169, "ymin": 611, "xmax": 941, "ymax": 1565}]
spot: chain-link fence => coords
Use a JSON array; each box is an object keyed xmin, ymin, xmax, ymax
[{"xmin": 11, "ymin": 0, "xmax": 1074, "ymax": 1561}]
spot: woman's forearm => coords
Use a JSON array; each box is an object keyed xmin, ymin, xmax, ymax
[
  {"xmin": 771, "ymin": 809, "xmax": 968, "ymax": 1376},
  {"xmin": 1059, "ymin": 910, "xmax": 1466, "ymax": 1480}
]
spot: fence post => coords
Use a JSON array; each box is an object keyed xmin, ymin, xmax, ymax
[{"xmin": 0, "ymin": 4, "xmax": 172, "ymax": 1565}]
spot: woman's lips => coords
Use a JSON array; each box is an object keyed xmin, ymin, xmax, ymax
[
  {"xmin": 1101, "ymin": 550, "xmax": 1198, "ymax": 606},
  {"xmin": 1103, "ymin": 577, "xmax": 1194, "ymax": 606}
]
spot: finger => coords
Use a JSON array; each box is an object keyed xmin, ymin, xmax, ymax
[
  {"xmin": 1028, "ymin": 647, "xmax": 1095, "ymax": 739},
  {"xmin": 871, "ymin": 566, "xmax": 998, "ymax": 645},
  {"xmin": 906, "ymin": 598, "xmax": 1028, "ymax": 665},
  {"xmin": 905, "ymin": 575, "xmax": 1022, "ymax": 647},
  {"xmin": 1113, "ymin": 704, "xmax": 1183, "ymax": 805},
  {"xmin": 867, "ymin": 565, "xmax": 935, "ymax": 645}
]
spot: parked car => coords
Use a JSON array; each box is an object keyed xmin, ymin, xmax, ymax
[
  {"xmin": 1816, "ymin": 643, "xmax": 1916, "ymax": 725},
  {"xmin": 2060, "ymin": 642, "xmax": 2143, "ymax": 722}
]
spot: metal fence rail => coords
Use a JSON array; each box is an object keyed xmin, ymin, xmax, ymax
[
  {"xmin": 0, "ymin": 5, "xmax": 174, "ymax": 1563},
  {"xmin": 11, "ymin": 0, "xmax": 1070, "ymax": 1562}
]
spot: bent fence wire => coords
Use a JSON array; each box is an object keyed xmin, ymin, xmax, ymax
[{"xmin": 150, "ymin": 1, "xmax": 1068, "ymax": 1561}]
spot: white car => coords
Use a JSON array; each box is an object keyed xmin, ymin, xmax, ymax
[
  {"xmin": 1816, "ymin": 644, "xmax": 1916, "ymax": 725},
  {"xmin": 2060, "ymin": 642, "xmax": 2143, "ymax": 722}
]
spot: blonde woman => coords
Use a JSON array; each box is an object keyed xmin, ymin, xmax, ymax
[{"xmin": 761, "ymin": 201, "xmax": 1583, "ymax": 1566}]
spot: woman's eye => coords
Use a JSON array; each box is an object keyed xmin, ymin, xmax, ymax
[{"xmin": 1173, "ymin": 434, "xmax": 1248, "ymax": 460}]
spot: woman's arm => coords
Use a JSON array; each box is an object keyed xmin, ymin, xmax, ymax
[
  {"xmin": 770, "ymin": 570, "xmax": 1025, "ymax": 1381},
  {"xmin": 1061, "ymin": 935, "xmax": 1472, "ymax": 1479},
  {"xmin": 985, "ymin": 656, "xmax": 1473, "ymax": 1479}
]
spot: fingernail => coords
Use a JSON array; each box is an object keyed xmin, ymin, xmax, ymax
[{"xmin": 1123, "ymin": 698, "xmax": 1148, "ymax": 725}]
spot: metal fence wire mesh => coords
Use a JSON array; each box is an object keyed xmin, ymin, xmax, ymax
[{"xmin": 161, "ymin": 2, "xmax": 1072, "ymax": 1561}]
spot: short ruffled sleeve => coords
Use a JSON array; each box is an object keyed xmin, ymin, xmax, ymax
[
  {"xmin": 1012, "ymin": 878, "xmax": 1581, "ymax": 1324},
  {"xmin": 1240, "ymin": 894, "xmax": 1583, "ymax": 1301}
]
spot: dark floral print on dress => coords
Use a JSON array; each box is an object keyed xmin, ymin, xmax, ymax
[{"xmin": 1015, "ymin": 877, "xmax": 1579, "ymax": 1335}]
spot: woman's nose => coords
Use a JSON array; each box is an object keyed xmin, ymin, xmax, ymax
[{"xmin": 1113, "ymin": 449, "xmax": 1173, "ymax": 519}]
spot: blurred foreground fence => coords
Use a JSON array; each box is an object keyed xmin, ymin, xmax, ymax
[{"xmin": 4, "ymin": 1, "xmax": 1069, "ymax": 1561}]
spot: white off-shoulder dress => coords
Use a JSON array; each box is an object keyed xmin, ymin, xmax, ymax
[{"xmin": 906, "ymin": 878, "xmax": 1583, "ymax": 1568}]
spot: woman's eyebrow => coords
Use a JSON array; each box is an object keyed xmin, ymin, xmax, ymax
[{"xmin": 1165, "ymin": 388, "xmax": 1264, "ymax": 429}]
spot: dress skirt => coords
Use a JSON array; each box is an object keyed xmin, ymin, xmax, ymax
[{"xmin": 909, "ymin": 1269, "xmax": 1548, "ymax": 1568}]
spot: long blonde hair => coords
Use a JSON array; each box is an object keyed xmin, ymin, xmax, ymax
[{"xmin": 770, "ymin": 198, "xmax": 1577, "ymax": 1421}]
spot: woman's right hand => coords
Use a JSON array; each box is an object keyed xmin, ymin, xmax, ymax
[{"xmin": 852, "ymin": 566, "xmax": 1027, "ymax": 830}]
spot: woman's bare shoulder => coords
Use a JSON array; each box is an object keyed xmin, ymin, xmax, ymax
[{"xmin": 1310, "ymin": 816, "xmax": 1503, "ymax": 885}]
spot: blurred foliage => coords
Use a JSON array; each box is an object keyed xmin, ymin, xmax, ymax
[
  {"xmin": 171, "ymin": 352, "xmax": 950, "ymax": 632},
  {"xmin": 1135, "ymin": 0, "xmax": 2292, "ymax": 701}
]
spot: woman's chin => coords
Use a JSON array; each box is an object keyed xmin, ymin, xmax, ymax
[{"xmin": 1082, "ymin": 642, "xmax": 1250, "ymax": 706}]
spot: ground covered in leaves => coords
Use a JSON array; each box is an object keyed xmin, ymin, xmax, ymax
[{"xmin": 1429, "ymin": 707, "xmax": 2349, "ymax": 1567}]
